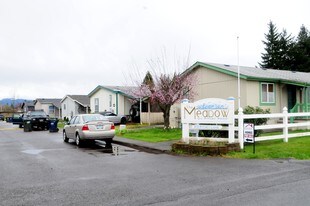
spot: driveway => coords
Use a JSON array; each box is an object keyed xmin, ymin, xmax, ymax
[{"xmin": 0, "ymin": 121, "xmax": 309, "ymax": 205}]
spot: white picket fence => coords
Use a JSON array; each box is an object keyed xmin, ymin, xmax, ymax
[
  {"xmin": 237, "ymin": 107, "xmax": 310, "ymax": 149},
  {"xmin": 187, "ymin": 107, "xmax": 310, "ymax": 150}
]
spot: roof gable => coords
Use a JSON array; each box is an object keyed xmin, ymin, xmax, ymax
[
  {"xmin": 88, "ymin": 85, "xmax": 138, "ymax": 99},
  {"xmin": 68, "ymin": 95, "xmax": 90, "ymax": 107},
  {"xmin": 35, "ymin": 98, "xmax": 62, "ymax": 108}
]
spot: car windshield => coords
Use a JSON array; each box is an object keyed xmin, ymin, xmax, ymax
[
  {"xmin": 29, "ymin": 111, "xmax": 47, "ymax": 117},
  {"xmin": 82, "ymin": 114, "xmax": 106, "ymax": 123}
]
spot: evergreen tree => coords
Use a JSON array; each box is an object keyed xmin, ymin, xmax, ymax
[
  {"xmin": 259, "ymin": 21, "xmax": 281, "ymax": 69},
  {"xmin": 278, "ymin": 29, "xmax": 294, "ymax": 70},
  {"xmin": 142, "ymin": 71, "xmax": 154, "ymax": 89},
  {"xmin": 293, "ymin": 25, "xmax": 310, "ymax": 72}
]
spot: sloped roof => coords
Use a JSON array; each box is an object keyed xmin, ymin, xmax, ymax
[
  {"xmin": 21, "ymin": 100, "xmax": 34, "ymax": 109},
  {"xmin": 64, "ymin": 95, "xmax": 90, "ymax": 107},
  {"xmin": 88, "ymin": 85, "xmax": 138, "ymax": 98},
  {"xmin": 187, "ymin": 62, "xmax": 310, "ymax": 86},
  {"xmin": 35, "ymin": 98, "xmax": 62, "ymax": 108}
]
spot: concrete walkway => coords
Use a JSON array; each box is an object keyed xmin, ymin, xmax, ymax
[{"xmin": 113, "ymin": 136, "xmax": 178, "ymax": 154}]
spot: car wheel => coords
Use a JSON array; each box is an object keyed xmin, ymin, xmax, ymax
[
  {"xmin": 105, "ymin": 139, "xmax": 112, "ymax": 148},
  {"xmin": 63, "ymin": 131, "xmax": 69, "ymax": 143},
  {"xmin": 76, "ymin": 133, "xmax": 83, "ymax": 147},
  {"xmin": 120, "ymin": 117, "xmax": 126, "ymax": 124},
  {"xmin": 19, "ymin": 124, "xmax": 22, "ymax": 128}
]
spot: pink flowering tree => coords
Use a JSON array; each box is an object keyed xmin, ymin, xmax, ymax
[{"xmin": 136, "ymin": 70, "xmax": 196, "ymax": 129}]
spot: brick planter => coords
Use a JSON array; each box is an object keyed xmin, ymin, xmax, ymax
[{"xmin": 172, "ymin": 142, "xmax": 240, "ymax": 156}]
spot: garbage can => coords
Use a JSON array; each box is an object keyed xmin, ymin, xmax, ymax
[
  {"xmin": 49, "ymin": 118, "xmax": 59, "ymax": 132},
  {"xmin": 23, "ymin": 120, "xmax": 32, "ymax": 132}
]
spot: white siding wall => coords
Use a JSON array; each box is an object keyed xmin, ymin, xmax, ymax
[
  {"xmin": 118, "ymin": 95, "xmax": 132, "ymax": 115},
  {"xmin": 118, "ymin": 95, "xmax": 125, "ymax": 115},
  {"xmin": 123, "ymin": 98, "xmax": 132, "ymax": 115},
  {"xmin": 90, "ymin": 88, "xmax": 134, "ymax": 115},
  {"xmin": 90, "ymin": 89, "xmax": 116, "ymax": 113},
  {"xmin": 61, "ymin": 97, "xmax": 77, "ymax": 119}
]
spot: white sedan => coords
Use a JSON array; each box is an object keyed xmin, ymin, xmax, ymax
[
  {"xmin": 63, "ymin": 114, "xmax": 115, "ymax": 147},
  {"xmin": 99, "ymin": 112, "xmax": 127, "ymax": 124}
]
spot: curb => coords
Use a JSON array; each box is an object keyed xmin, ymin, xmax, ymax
[{"xmin": 112, "ymin": 140, "xmax": 171, "ymax": 154}]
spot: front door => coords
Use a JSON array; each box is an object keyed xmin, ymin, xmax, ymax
[{"xmin": 287, "ymin": 85, "xmax": 297, "ymax": 111}]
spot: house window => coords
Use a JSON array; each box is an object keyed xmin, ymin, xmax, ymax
[
  {"xmin": 109, "ymin": 95, "xmax": 112, "ymax": 107},
  {"xmin": 261, "ymin": 83, "xmax": 275, "ymax": 104},
  {"xmin": 64, "ymin": 104, "xmax": 66, "ymax": 110},
  {"xmin": 49, "ymin": 106, "xmax": 54, "ymax": 114},
  {"xmin": 94, "ymin": 98, "xmax": 99, "ymax": 113}
]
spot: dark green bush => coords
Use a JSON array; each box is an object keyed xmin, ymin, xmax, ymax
[
  {"xmin": 241, "ymin": 105, "xmax": 270, "ymax": 137},
  {"xmin": 197, "ymin": 106, "xmax": 270, "ymax": 138}
]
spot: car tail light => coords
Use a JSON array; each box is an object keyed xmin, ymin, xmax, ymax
[
  {"xmin": 111, "ymin": 124, "xmax": 115, "ymax": 130},
  {"xmin": 82, "ymin": 125, "xmax": 89, "ymax": 131}
]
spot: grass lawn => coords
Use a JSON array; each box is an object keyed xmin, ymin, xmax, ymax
[
  {"xmin": 116, "ymin": 127, "xmax": 182, "ymax": 143},
  {"xmin": 117, "ymin": 127, "xmax": 310, "ymax": 159},
  {"xmin": 225, "ymin": 136, "xmax": 310, "ymax": 160},
  {"xmin": 261, "ymin": 129, "xmax": 310, "ymax": 136},
  {"xmin": 57, "ymin": 121, "xmax": 65, "ymax": 129},
  {"xmin": 115, "ymin": 123, "xmax": 154, "ymax": 130}
]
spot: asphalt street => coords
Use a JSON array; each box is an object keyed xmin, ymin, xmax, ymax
[{"xmin": 0, "ymin": 121, "xmax": 310, "ymax": 206}]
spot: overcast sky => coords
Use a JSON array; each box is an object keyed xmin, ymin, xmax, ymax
[{"xmin": 1, "ymin": 0, "xmax": 309, "ymax": 100}]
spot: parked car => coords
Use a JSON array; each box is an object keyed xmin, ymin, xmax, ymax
[
  {"xmin": 0, "ymin": 114, "xmax": 4, "ymax": 121},
  {"xmin": 99, "ymin": 111, "xmax": 127, "ymax": 124},
  {"xmin": 63, "ymin": 114, "xmax": 115, "ymax": 147},
  {"xmin": 23, "ymin": 110, "xmax": 50, "ymax": 130},
  {"xmin": 11, "ymin": 113, "xmax": 24, "ymax": 128}
]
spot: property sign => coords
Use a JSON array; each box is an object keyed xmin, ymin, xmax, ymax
[
  {"xmin": 181, "ymin": 98, "xmax": 234, "ymax": 124},
  {"xmin": 190, "ymin": 124, "xmax": 223, "ymax": 130},
  {"xmin": 244, "ymin": 123, "xmax": 254, "ymax": 143}
]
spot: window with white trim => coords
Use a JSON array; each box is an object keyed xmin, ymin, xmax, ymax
[
  {"xmin": 94, "ymin": 98, "xmax": 99, "ymax": 113},
  {"xmin": 109, "ymin": 95, "xmax": 112, "ymax": 107},
  {"xmin": 261, "ymin": 83, "xmax": 275, "ymax": 103}
]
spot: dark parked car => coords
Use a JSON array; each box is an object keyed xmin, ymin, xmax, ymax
[
  {"xmin": 0, "ymin": 114, "xmax": 4, "ymax": 121},
  {"xmin": 11, "ymin": 113, "xmax": 24, "ymax": 127},
  {"xmin": 23, "ymin": 110, "xmax": 50, "ymax": 130}
]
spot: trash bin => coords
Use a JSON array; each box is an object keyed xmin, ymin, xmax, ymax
[
  {"xmin": 49, "ymin": 118, "xmax": 59, "ymax": 132},
  {"xmin": 23, "ymin": 120, "xmax": 32, "ymax": 132}
]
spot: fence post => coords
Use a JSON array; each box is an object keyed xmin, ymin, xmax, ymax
[
  {"xmin": 182, "ymin": 123, "xmax": 190, "ymax": 144},
  {"xmin": 238, "ymin": 107, "xmax": 244, "ymax": 149},
  {"xmin": 283, "ymin": 107, "xmax": 288, "ymax": 142}
]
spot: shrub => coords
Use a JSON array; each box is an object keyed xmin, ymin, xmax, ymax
[{"xmin": 241, "ymin": 105, "xmax": 270, "ymax": 137}]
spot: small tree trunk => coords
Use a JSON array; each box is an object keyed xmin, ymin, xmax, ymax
[{"xmin": 163, "ymin": 105, "xmax": 171, "ymax": 129}]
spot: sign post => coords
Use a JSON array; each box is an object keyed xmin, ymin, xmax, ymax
[{"xmin": 243, "ymin": 123, "xmax": 255, "ymax": 153}]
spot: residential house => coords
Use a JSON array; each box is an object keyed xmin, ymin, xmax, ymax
[
  {"xmin": 185, "ymin": 61, "xmax": 310, "ymax": 113},
  {"xmin": 61, "ymin": 95, "xmax": 90, "ymax": 120},
  {"xmin": 141, "ymin": 61, "xmax": 310, "ymax": 127},
  {"xmin": 34, "ymin": 98, "xmax": 62, "ymax": 118},
  {"xmin": 21, "ymin": 100, "xmax": 35, "ymax": 113},
  {"xmin": 88, "ymin": 85, "xmax": 137, "ymax": 116}
]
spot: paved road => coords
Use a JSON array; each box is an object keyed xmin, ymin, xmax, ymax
[{"xmin": 0, "ymin": 121, "xmax": 310, "ymax": 206}]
